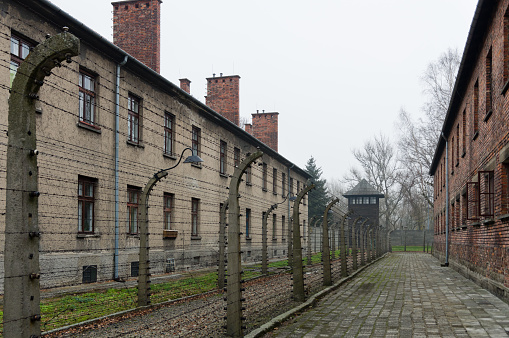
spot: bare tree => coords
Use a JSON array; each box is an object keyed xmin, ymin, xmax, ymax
[
  {"xmin": 344, "ymin": 134, "xmax": 402, "ymax": 231},
  {"xmin": 397, "ymin": 48, "xmax": 461, "ymax": 208}
]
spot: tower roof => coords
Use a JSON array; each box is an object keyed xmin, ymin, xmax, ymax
[{"xmin": 342, "ymin": 179, "xmax": 384, "ymax": 197}]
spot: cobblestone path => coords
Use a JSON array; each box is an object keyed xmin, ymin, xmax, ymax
[{"xmin": 265, "ymin": 253, "xmax": 509, "ymax": 337}]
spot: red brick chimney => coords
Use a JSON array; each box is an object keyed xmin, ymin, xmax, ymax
[
  {"xmin": 244, "ymin": 123, "xmax": 253, "ymax": 135},
  {"xmin": 179, "ymin": 78, "xmax": 191, "ymax": 94},
  {"xmin": 205, "ymin": 74, "xmax": 240, "ymax": 126},
  {"xmin": 251, "ymin": 111, "xmax": 279, "ymax": 152},
  {"xmin": 112, "ymin": 0, "xmax": 162, "ymax": 73}
]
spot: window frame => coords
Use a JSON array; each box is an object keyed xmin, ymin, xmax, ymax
[
  {"xmin": 220, "ymin": 140, "xmax": 227, "ymax": 175},
  {"xmin": 164, "ymin": 111, "xmax": 174, "ymax": 155},
  {"xmin": 478, "ymin": 170, "xmax": 494, "ymax": 218},
  {"xmin": 234, "ymin": 147, "xmax": 240, "ymax": 168},
  {"xmin": 282, "ymin": 172, "xmax": 286, "ymax": 196},
  {"xmin": 272, "ymin": 168, "xmax": 277, "ymax": 194},
  {"xmin": 246, "ymin": 208, "xmax": 251, "ymax": 238},
  {"xmin": 262, "ymin": 163, "xmax": 268, "ymax": 191},
  {"xmin": 191, "ymin": 198, "xmax": 200, "ymax": 236},
  {"xmin": 10, "ymin": 33, "xmax": 33, "ymax": 86},
  {"xmin": 127, "ymin": 186, "xmax": 140, "ymax": 234},
  {"xmin": 128, "ymin": 94, "xmax": 141, "ymax": 144},
  {"xmin": 164, "ymin": 193, "xmax": 174, "ymax": 230},
  {"xmin": 192, "ymin": 126, "xmax": 201, "ymax": 156},
  {"xmin": 78, "ymin": 68, "xmax": 98, "ymax": 127},
  {"xmin": 78, "ymin": 176, "xmax": 96, "ymax": 233},
  {"xmin": 272, "ymin": 213, "xmax": 277, "ymax": 240}
]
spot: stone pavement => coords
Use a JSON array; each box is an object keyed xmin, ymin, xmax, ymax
[{"xmin": 265, "ymin": 253, "xmax": 509, "ymax": 337}]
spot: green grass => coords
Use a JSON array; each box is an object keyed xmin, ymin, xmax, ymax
[
  {"xmin": 0, "ymin": 252, "xmax": 335, "ymax": 334},
  {"xmin": 392, "ymin": 245, "xmax": 432, "ymax": 252}
]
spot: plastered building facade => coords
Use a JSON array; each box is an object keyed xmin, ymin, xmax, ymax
[{"xmin": 0, "ymin": 0, "xmax": 309, "ymax": 289}]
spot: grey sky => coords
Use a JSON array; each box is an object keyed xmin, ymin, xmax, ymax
[{"xmin": 49, "ymin": 0, "xmax": 478, "ymax": 183}]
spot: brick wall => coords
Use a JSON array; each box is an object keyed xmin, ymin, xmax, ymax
[
  {"xmin": 432, "ymin": 0, "xmax": 509, "ymax": 289},
  {"xmin": 112, "ymin": 0, "xmax": 161, "ymax": 73},
  {"xmin": 205, "ymin": 74, "xmax": 240, "ymax": 126},
  {"xmin": 251, "ymin": 111, "xmax": 278, "ymax": 152}
]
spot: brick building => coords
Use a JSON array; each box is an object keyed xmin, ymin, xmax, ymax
[
  {"xmin": 0, "ymin": 0, "xmax": 310, "ymax": 289},
  {"xmin": 429, "ymin": 0, "xmax": 509, "ymax": 300}
]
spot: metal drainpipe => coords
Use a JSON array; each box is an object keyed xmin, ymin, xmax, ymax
[
  {"xmin": 441, "ymin": 132, "xmax": 449, "ymax": 267},
  {"xmin": 114, "ymin": 56, "xmax": 128, "ymax": 280}
]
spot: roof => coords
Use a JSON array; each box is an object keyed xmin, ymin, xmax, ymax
[
  {"xmin": 429, "ymin": 0, "xmax": 495, "ymax": 175},
  {"xmin": 12, "ymin": 0, "xmax": 311, "ymax": 180},
  {"xmin": 342, "ymin": 179, "xmax": 384, "ymax": 198}
]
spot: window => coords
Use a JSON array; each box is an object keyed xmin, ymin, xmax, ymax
[
  {"xmin": 246, "ymin": 208, "xmax": 251, "ymax": 238},
  {"xmin": 79, "ymin": 69, "xmax": 97, "ymax": 126},
  {"xmin": 164, "ymin": 112, "xmax": 174, "ymax": 155},
  {"xmin": 461, "ymin": 192, "xmax": 467, "ymax": 225},
  {"xmin": 503, "ymin": 164, "xmax": 509, "ymax": 215},
  {"xmin": 272, "ymin": 213, "xmax": 277, "ymax": 239},
  {"xmin": 297, "ymin": 181, "xmax": 300, "ymax": 194},
  {"xmin": 456, "ymin": 124, "xmax": 460, "ymax": 165},
  {"xmin": 273, "ymin": 168, "xmax": 277, "ymax": 193},
  {"xmin": 505, "ymin": 9, "xmax": 509, "ymax": 87},
  {"xmin": 191, "ymin": 198, "xmax": 199, "ymax": 236},
  {"xmin": 262, "ymin": 163, "xmax": 268, "ymax": 190},
  {"xmin": 363, "ymin": 197, "xmax": 369, "ymax": 204},
  {"xmin": 486, "ymin": 48, "xmax": 493, "ymax": 114},
  {"xmin": 479, "ymin": 171, "xmax": 494, "ymax": 217},
  {"xmin": 451, "ymin": 136, "xmax": 455, "ymax": 172},
  {"xmin": 127, "ymin": 186, "xmax": 140, "ymax": 234},
  {"xmin": 78, "ymin": 176, "xmax": 96, "ymax": 233},
  {"xmin": 220, "ymin": 140, "xmax": 227, "ymax": 175},
  {"xmin": 164, "ymin": 193, "xmax": 173, "ymax": 230},
  {"xmin": 462, "ymin": 109, "xmax": 466, "ymax": 155},
  {"xmin": 473, "ymin": 80, "xmax": 479, "ymax": 136},
  {"xmin": 128, "ymin": 94, "xmax": 140, "ymax": 143},
  {"xmin": 131, "ymin": 261, "xmax": 139, "ymax": 277},
  {"xmin": 282, "ymin": 215, "xmax": 286, "ymax": 240},
  {"xmin": 234, "ymin": 147, "xmax": 240, "ymax": 167},
  {"xmin": 370, "ymin": 197, "xmax": 377, "ymax": 204},
  {"xmin": 467, "ymin": 182, "xmax": 479, "ymax": 220},
  {"xmin": 282, "ymin": 173, "xmax": 286, "ymax": 196},
  {"xmin": 357, "ymin": 197, "xmax": 363, "ymax": 204},
  {"xmin": 82, "ymin": 265, "xmax": 97, "ymax": 283},
  {"xmin": 192, "ymin": 126, "xmax": 201, "ymax": 156},
  {"xmin": 10, "ymin": 34, "xmax": 33, "ymax": 86},
  {"xmin": 290, "ymin": 178, "xmax": 294, "ymax": 196}
]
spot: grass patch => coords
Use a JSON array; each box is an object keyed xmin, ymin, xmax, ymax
[{"xmin": 0, "ymin": 252, "xmax": 331, "ymax": 334}]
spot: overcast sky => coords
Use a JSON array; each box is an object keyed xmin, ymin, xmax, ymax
[{"xmin": 49, "ymin": 0, "xmax": 478, "ymax": 184}]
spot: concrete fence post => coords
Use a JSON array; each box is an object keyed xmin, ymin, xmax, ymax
[
  {"xmin": 139, "ymin": 171, "xmax": 168, "ymax": 307},
  {"xmin": 227, "ymin": 151, "xmax": 263, "ymax": 338},
  {"xmin": 331, "ymin": 221, "xmax": 337, "ymax": 260},
  {"xmin": 322, "ymin": 198, "xmax": 339, "ymax": 286},
  {"xmin": 351, "ymin": 217, "xmax": 361, "ymax": 271},
  {"xmin": 292, "ymin": 184, "xmax": 314, "ymax": 302},
  {"xmin": 262, "ymin": 204, "xmax": 277, "ymax": 275},
  {"xmin": 4, "ymin": 29, "xmax": 79, "ymax": 337},
  {"xmin": 339, "ymin": 212, "xmax": 350, "ymax": 277},
  {"xmin": 218, "ymin": 200, "xmax": 229, "ymax": 289}
]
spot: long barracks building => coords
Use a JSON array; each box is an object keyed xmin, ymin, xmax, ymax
[
  {"xmin": 0, "ymin": 0, "xmax": 310, "ymax": 290},
  {"xmin": 430, "ymin": 0, "xmax": 509, "ymax": 301}
]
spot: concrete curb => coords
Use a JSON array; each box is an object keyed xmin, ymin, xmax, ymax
[{"xmin": 245, "ymin": 253, "xmax": 389, "ymax": 338}]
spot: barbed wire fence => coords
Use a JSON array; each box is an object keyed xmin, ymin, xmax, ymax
[{"xmin": 1, "ymin": 11, "xmax": 389, "ymax": 337}]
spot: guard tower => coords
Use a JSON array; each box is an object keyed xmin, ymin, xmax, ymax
[{"xmin": 343, "ymin": 179, "xmax": 384, "ymax": 242}]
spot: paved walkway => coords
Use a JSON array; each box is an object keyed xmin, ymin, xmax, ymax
[{"xmin": 265, "ymin": 253, "xmax": 509, "ymax": 337}]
